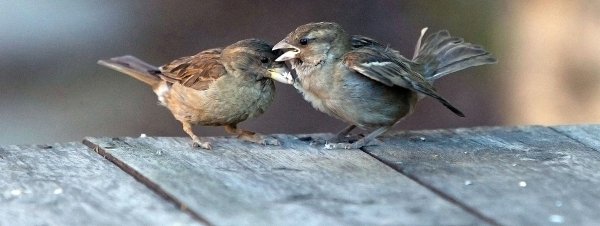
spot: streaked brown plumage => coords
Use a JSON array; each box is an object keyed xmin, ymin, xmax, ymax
[
  {"xmin": 98, "ymin": 39, "xmax": 292, "ymax": 149},
  {"xmin": 273, "ymin": 22, "xmax": 496, "ymax": 149}
]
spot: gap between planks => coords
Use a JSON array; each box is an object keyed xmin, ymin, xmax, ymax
[
  {"xmin": 357, "ymin": 124, "xmax": 600, "ymax": 226},
  {"xmin": 82, "ymin": 139, "xmax": 213, "ymax": 226},
  {"xmin": 81, "ymin": 126, "xmax": 595, "ymax": 225},
  {"xmin": 548, "ymin": 126, "xmax": 599, "ymax": 152},
  {"xmin": 358, "ymin": 138, "xmax": 502, "ymax": 226},
  {"xmin": 83, "ymin": 133, "xmax": 496, "ymax": 225}
]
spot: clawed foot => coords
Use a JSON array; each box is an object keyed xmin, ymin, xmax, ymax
[
  {"xmin": 241, "ymin": 134, "xmax": 281, "ymax": 146},
  {"xmin": 255, "ymin": 135, "xmax": 281, "ymax": 146},
  {"xmin": 192, "ymin": 139, "xmax": 212, "ymax": 150},
  {"xmin": 323, "ymin": 138, "xmax": 382, "ymax": 150},
  {"xmin": 224, "ymin": 125, "xmax": 280, "ymax": 146},
  {"xmin": 324, "ymin": 142, "xmax": 363, "ymax": 150},
  {"xmin": 299, "ymin": 134, "xmax": 362, "ymax": 145},
  {"xmin": 297, "ymin": 136, "xmax": 328, "ymax": 145}
]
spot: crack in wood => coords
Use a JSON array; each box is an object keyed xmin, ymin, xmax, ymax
[
  {"xmin": 359, "ymin": 130, "xmax": 503, "ymax": 226},
  {"xmin": 82, "ymin": 139, "xmax": 212, "ymax": 226},
  {"xmin": 548, "ymin": 126, "xmax": 600, "ymax": 152}
]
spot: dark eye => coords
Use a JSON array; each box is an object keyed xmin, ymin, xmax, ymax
[
  {"xmin": 299, "ymin": 38, "xmax": 308, "ymax": 45},
  {"xmin": 260, "ymin": 57, "xmax": 269, "ymax": 63}
]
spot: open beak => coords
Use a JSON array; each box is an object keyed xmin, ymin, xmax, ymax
[
  {"xmin": 273, "ymin": 40, "xmax": 300, "ymax": 62},
  {"xmin": 267, "ymin": 66, "xmax": 294, "ymax": 84}
]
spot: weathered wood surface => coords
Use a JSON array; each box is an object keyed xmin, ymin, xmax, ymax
[
  {"xmin": 84, "ymin": 135, "xmax": 486, "ymax": 226},
  {"xmin": 364, "ymin": 125, "xmax": 600, "ymax": 226},
  {"xmin": 0, "ymin": 142, "xmax": 199, "ymax": 226},
  {"xmin": 553, "ymin": 124, "xmax": 600, "ymax": 152},
  {"xmin": 2, "ymin": 125, "xmax": 598, "ymax": 226}
]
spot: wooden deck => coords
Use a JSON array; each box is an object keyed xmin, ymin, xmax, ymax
[{"xmin": 1, "ymin": 125, "xmax": 599, "ymax": 226}]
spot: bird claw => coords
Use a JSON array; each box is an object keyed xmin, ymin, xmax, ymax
[
  {"xmin": 242, "ymin": 134, "xmax": 281, "ymax": 146},
  {"xmin": 303, "ymin": 136, "xmax": 328, "ymax": 145},
  {"xmin": 259, "ymin": 136, "xmax": 281, "ymax": 146},
  {"xmin": 299, "ymin": 134, "xmax": 361, "ymax": 146},
  {"xmin": 324, "ymin": 142, "xmax": 363, "ymax": 150},
  {"xmin": 192, "ymin": 140, "xmax": 212, "ymax": 150},
  {"xmin": 324, "ymin": 137, "xmax": 374, "ymax": 150}
]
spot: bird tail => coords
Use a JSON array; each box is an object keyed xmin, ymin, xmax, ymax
[
  {"xmin": 411, "ymin": 28, "xmax": 496, "ymax": 81},
  {"xmin": 98, "ymin": 55, "xmax": 162, "ymax": 88}
]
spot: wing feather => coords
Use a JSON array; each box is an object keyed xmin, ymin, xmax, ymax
[
  {"xmin": 343, "ymin": 47, "xmax": 465, "ymax": 117},
  {"xmin": 159, "ymin": 48, "xmax": 226, "ymax": 91}
]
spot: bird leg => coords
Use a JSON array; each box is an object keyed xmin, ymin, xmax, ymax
[
  {"xmin": 324, "ymin": 126, "xmax": 390, "ymax": 150},
  {"xmin": 330, "ymin": 125, "xmax": 358, "ymax": 142},
  {"xmin": 181, "ymin": 121, "xmax": 212, "ymax": 149},
  {"xmin": 224, "ymin": 125, "xmax": 280, "ymax": 146},
  {"xmin": 299, "ymin": 125, "xmax": 359, "ymax": 145}
]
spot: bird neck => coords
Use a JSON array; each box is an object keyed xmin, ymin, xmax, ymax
[{"xmin": 327, "ymin": 35, "xmax": 352, "ymax": 60}]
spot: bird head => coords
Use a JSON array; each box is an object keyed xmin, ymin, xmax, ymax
[
  {"xmin": 273, "ymin": 22, "xmax": 351, "ymax": 68},
  {"xmin": 222, "ymin": 39, "xmax": 293, "ymax": 84}
]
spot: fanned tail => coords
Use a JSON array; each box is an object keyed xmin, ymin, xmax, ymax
[{"xmin": 412, "ymin": 29, "xmax": 496, "ymax": 81}]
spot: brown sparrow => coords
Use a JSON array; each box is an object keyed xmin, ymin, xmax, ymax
[
  {"xmin": 99, "ymin": 39, "xmax": 293, "ymax": 149},
  {"xmin": 273, "ymin": 22, "xmax": 496, "ymax": 149}
]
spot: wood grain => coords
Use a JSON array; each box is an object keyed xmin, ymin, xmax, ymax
[
  {"xmin": 84, "ymin": 135, "xmax": 485, "ymax": 226},
  {"xmin": 0, "ymin": 142, "xmax": 200, "ymax": 226},
  {"xmin": 552, "ymin": 124, "xmax": 600, "ymax": 152},
  {"xmin": 364, "ymin": 126, "xmax": 600, "ymax": 226}
]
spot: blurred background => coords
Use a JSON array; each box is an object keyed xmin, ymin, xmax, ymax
[{"xmin": 1, "ymin": 0, "xmax": 598, "ymax": 145}]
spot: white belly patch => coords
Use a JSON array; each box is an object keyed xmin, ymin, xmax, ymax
[{"xmin": 153, "ymin": 82, "xmax": 170, "ymax": 106}]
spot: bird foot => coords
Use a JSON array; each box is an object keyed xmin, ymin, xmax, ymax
[
  {"xmin": 241, "ymin": 134, "xmax": 281, "ymax": 146},
  {"xmin": 324, "ymin": 142, "xmax": 362, "ymax": 150},
  {"xmin": 323, "ymin": 138, "xmax": 381, "ymax": 150},
  {"xmin": 330, "ymin": 134, "xmax": 362, "ymax": 143},
  {"xmin": 297, "ymin": 136, "xmax": 328, "ymax": 145},
  {"xmin": 299, "ymin": 134, "xmax": 362, "ymax": 146},
  {"xmin": 192, "ymin": 140, "xmax": 212, "ymax": 150}
]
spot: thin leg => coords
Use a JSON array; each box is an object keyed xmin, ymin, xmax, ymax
[
  {"xmin": 181, "ymin": 122, "xmax": 211, "ymax": 149},
  {"xmin": 325, "ymin": 126, "xmax": 390, "ymax": 150},
  {"xmin": 335, "ymin": 125, "xmax": 357, "ymax": 138},
  {"xmin": 300, "ymin": 124, "xmax": 358, "ymax": 144},
  {"xmin": 224, "ymin": 124, "xmax": 280, "ymax": 146}
]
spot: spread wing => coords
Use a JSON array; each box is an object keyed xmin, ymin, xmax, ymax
[
  {"xmin": 159, "ymin": 48, "xmax": 226, "ymax": 91},
  {"xmin": 343, "ymin": 47, "xmax": 465, "ymax": 117}
]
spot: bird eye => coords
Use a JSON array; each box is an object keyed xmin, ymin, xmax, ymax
[
  {"xmin": 260, "ymin": 57, "xmax": 269, "ymax": 63},
  {"xmin": 299, "ymin": 38, "xmax": 308, "ymax": 45}
]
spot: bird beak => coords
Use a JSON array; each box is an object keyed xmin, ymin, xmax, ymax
[
  {"xmin": 267, "ymin": 66, "xmax": 294, "ymax": 84},
  {"xmin": 273, "ymin": 40, "xmax": 300, "ymax": 62}
]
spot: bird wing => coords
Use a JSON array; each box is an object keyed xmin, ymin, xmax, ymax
[
  {"xmin": 159, "ymin": 48, "xmax": 226, "ymax": 91},
  {"xmin": 351, "ymin": 35, "xmax": 384, "ymax": 48},
  {"xmin": 343, "ymin": 47, "xmax": 465, "ymax": 117}
]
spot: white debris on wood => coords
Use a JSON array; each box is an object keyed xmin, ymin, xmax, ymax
[
  {"xmin": 549, "ymin": 214, "xmax": 564, "ymax": 224},
  {"xmin": 10, "ymin": 189, "xmax": 22, "ymax": 196},
  {"xmin": 53, "ymin": 188, "xmax": 63, "ymax": 195}
]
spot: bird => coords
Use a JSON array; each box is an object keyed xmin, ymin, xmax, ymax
[
  {"xmin": 98, "ymin": 39, "xmax": 293, "ymax": 149},
  {"xmin": 273, "ymin": 22, "xmax": 496, "ymax": 149}
]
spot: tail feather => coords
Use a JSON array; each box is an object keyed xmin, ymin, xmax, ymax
[
  {"xmin": 412, "ymin": 30, "xmax": 496, "ymax": 81},
  {"xmin": 98, "ymin": 55, "xmax": 162, "ymax": 88}
]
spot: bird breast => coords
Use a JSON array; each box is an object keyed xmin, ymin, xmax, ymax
[{"xmin": 160, "ymin": 76, "xmax": 275, "ymax": 126}]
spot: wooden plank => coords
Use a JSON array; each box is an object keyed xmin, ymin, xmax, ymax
[
  {"xmin": 0, "ymin": 142, "xmax": 200, "ymax": 226},
  {"xmin": 364, "ymin": 126, "xmax": 600, "ymax": 226},
  {"xmin": 84, "ymin": 135, "xmax": 486, "ymax": 226},
  {"xmin": 552, "ymin": 124, "xmax": 600, "ymax": 152}
]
